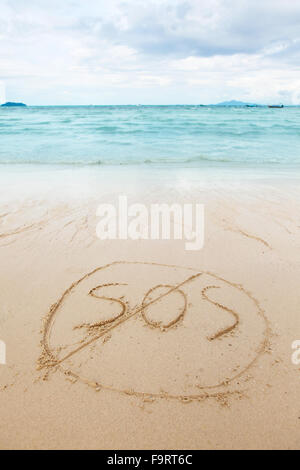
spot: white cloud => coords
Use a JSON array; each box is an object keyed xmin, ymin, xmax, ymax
[{"xmin": 0, "ymin": 0, "xmax": 300, "ymax": 104}]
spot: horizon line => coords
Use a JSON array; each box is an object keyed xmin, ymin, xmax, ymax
[{"xmin": 1, "ymin": 103, "xmax": 297, "ymax": 107}]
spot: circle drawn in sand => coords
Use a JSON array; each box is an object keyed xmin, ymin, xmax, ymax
[{"xmin": 40, "ymin": 261, "xmax": 271, "ymax": 402}]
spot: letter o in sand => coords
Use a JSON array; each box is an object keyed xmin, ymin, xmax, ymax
[
  {"xmin": 40, "ymin": 262, "xmax": 271, "ymax": 402},
  {"xmin": 142, "ymin": 285, "xmax": 187, "ymax": 330}
]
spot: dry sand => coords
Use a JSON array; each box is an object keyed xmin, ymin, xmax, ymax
[{"xmin": 0, "ymin": 166, "xmax": 300, "ymax": 449}]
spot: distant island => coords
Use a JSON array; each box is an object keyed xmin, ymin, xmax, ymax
[
  {"xmin": 1, "ymin": 102, "xmax": 27, "ymax": 107},
  {"xmin": 214, "ymin": 100, "xmax": 260, "ymax": 107}
]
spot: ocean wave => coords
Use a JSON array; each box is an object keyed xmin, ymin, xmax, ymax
[
  {"xmin": 1, "ymin": 106, "xmax": 300, "ymax": 166},
  {"xmin": 0, "ymin": 155, "xmax": 284, "ymax": 166}
]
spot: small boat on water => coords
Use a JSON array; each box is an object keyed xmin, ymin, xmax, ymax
[{"xmin": 268, "ymin": 104, "xmax": 284, "ymax": 108}]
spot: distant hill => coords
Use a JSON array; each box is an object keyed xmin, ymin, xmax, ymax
[{"xmin": 1, "ymin": 102, "xmax": 27, "ymax": 107}]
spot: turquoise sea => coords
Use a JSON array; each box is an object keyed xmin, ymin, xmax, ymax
[{"xmin": 0, "ymin": 105, "xmax": 300, "ymax": 169}]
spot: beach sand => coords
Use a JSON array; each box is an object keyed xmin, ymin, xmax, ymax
[{"xmin": 0, "ymin": 166, "xmax": 300, "ymax": 450}]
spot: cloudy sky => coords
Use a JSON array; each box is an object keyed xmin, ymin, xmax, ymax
[{"xmin": 1, "ymin": 0, "xmax": 300, "ymax": 105}]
